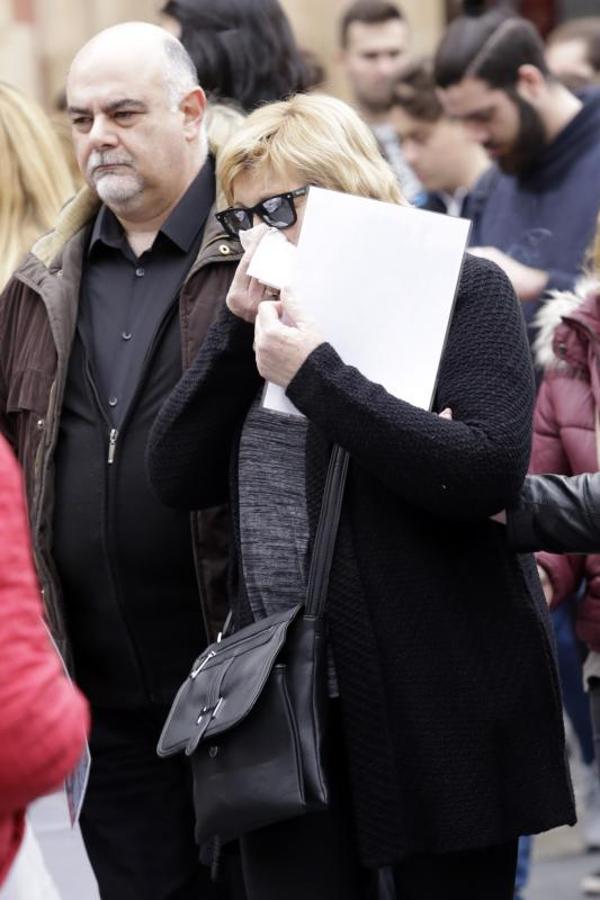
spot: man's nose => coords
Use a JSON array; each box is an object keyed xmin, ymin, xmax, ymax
[
  {"xmin": 377, "ymin": 55, "xmax": 401, "ymax": 79},
  {"xmin": 87, "ymin": 115, "xmax": 118, "ymax": 148}
]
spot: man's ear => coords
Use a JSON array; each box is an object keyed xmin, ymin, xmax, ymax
[
  {"xmin": 181, "ymin": 87, "xmax": 207, "ymax": 139},
  {"xmin": 515, "ymin": 64, "xmax": 547, "ymax": 103}
]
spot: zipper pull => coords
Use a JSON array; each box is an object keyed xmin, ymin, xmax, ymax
[{"xmin": 108, "ymin": 428, "xmax": 119, "ymax": 464}]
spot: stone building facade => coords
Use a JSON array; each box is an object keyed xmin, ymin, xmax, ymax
[{"xmin": 0, "ymin": 0, "xmax": 445, "ymax": 107}]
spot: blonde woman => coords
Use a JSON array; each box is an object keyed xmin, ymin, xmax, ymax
[
  {"xmin": 148, "ymin": 94, "xmax": 573, "ymax": 899},
  {"xmin": 0, "ymin": 83, "xmax": 73, "ymax": 289}
]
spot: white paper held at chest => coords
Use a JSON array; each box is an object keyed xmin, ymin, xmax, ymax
[{"xmin": 261, "ymin": 187, "xmax": 471, "ymax": 416}]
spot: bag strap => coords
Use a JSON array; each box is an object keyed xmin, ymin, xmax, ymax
[
  {"xmin": 305, "ymin": 444, "xmax": 350, "ymax": 618},
  {"xmin": 218, "ymin": 444, "xmax": 349, "ymax": 640}
]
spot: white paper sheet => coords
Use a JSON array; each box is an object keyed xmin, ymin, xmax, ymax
[
  {"xmin": 262, "ymin": 188, "xmax": 471, "ymax": 416},
  {"xmin": 44, "ymin": 624, "xmax": 91, "ymax": 827}
]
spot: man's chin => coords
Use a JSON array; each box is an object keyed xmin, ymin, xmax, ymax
[
  {"xmin": 496, "ymin": 154, "xmax": 520, "ymax": 176},
  {"xmin": 358, "ymin": 93, "xmax": 393, "ymax": 117},
  {"xmin": 93, "ymin": 175, "xmax": 143, "ymax": 208},
  {"xmin": 496, "ymin": 153, "xmax": 535, "ymax": 177}
]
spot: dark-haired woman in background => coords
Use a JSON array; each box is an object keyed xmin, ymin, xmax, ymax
[{"xmin": 161, "ymin": 0, "xmax": 321, "ymax": 112}]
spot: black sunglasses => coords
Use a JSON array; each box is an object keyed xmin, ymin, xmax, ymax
[{"xmin": 216, "ymin": 186, "xmax": 309, "ymax": 239}]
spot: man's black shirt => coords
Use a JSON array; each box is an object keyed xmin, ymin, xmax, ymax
[{"xmin": 80, "ymin": 160, "xmax": 215, "ymax": 425}]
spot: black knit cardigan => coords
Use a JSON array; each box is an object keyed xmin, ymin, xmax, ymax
[{"xmin": 147, "ymin": 254, "xmax": 575, "ymax": 866}]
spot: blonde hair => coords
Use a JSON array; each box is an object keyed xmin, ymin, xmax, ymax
[
  {"xmin": 205, "ymin": 102, "xmax": 246, "ymax": 158},
  {"xmin": 206, "ymin": 102, "xmax": 246, "ymax": 209},
  {"xmin": 217, "ymin": 93, "xmax": 405, "ymax": 207},
  {"xmin": 0, "ymin": 83, "xmax": 74, "ymax": 288}
]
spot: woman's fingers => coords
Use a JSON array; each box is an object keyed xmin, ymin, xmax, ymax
[{"xmin": 226, "ymin": 226, "xmax": 271, "ymax": 322}]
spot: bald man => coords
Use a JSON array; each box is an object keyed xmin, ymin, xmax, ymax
[{"xmin": 0, "ymin": 22, "xmax": 242, "ymax": 899}]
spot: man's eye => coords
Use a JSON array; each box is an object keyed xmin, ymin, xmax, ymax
[
  {"xmin": 72, "ymin": 117, "xmax": 91, "ymax": 129},
  {"xmin": 114, "ymin": 111, "xmax": 137, "ymax": 123}
]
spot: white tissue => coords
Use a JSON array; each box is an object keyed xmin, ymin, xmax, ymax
[
  {"xmin": 238, "ymin": 224, "xmax": 266, "ymax": 251},
  {"xmin": 246, "ymin": 228, "xmax": 297, "ymax": 291}
]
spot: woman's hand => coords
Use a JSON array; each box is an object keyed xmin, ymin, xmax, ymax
[
  {"xmin": 254, "ymin": 288, "xmax": 323, "ymax": 388},
  {"xmin": 226, "ymin": 225, "xmax": 277, "ymax": 323}
]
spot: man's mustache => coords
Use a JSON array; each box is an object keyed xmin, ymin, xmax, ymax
[{"xmin": 87, "ymin": 152, "xmax": 134, "ymax": 174}]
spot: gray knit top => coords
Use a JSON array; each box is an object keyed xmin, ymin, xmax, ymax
[
  {"xmin": 238, "ymin": 395, "xmax": 337, "ymax": 695},
  {"xmin": 238, "ymin": 396, "xmax": 310, "ymax": 620}
]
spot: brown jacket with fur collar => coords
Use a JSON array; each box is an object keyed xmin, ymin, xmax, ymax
[{"xmin": 0, "ymin": 185, "xmax": 242, "ymax": 663}]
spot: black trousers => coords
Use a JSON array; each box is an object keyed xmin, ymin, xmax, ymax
[
  {"xmin": 238, "ymin": 812, "xmax": 517, "ymax": 900},
  {"xmin": 80, "ymin": 705, "xmax": 217, "ymax": 900},
  {"xmin": 236, "ymin": 706, "xmax": 518, "ymax": 900},
  {"xmin": 393, "ymin": 840, "xmax": 518, "ymax": 899}
]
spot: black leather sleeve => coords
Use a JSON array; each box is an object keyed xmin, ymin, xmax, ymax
[{"xmin": 506, "ymin": 473, "xmax": 600, "ymax": 553}]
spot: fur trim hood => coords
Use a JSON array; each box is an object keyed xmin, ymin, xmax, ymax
[
  {"xmin": 533, "ymin": 276, "xmax": 600, "ymax": 371},
  {"xmin": 31, "ymin": 187, "xmax": 100, "ymax": 269}
]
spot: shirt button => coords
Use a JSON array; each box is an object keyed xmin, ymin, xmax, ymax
[
  {"xmin": 135, "ymin": 266, "xmax": 145, "ymax": 277},
  {"xmin": 122, "ymin": 331, "xmax": 132, "ymax": 341},
  {"xmin": 108, "ymin": 397, "xmax": 118, "ymax": 408}
]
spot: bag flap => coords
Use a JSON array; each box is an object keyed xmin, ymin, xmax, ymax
[{"xmin": 157, "ymin": 604, "xmax": 302, "ymax": 757}]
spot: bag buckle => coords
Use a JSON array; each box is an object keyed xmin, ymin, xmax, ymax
[
  {"xmin": 191, "ymin": 650, "xmax": 216, "ymax": 679},
  {"xmin": 185, "ymin": 698, "xmax": 223, "ymax": 756},
  {"xmin": 197, "ymin": 697, "xmax": 223, "ymax": 725}
]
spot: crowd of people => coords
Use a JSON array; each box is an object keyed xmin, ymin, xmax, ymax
[{"xmin": 3, "ymin": 1, "xmax": 600, "ymax": 898}]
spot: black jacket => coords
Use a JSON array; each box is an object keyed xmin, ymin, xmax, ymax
[
  {"xmin": 508, "ymin": 473, "xmax": 600, "ymax": 554},
  {"xmin": 148, "ymin": 254, "xmax": 574, "ymax": 865}
]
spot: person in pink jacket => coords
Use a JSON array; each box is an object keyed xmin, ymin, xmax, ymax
[
  {"xmin": 0, "ymin": 434, "xmax": 89, "ymax": 885},
  {"xmin": 532, "ymin": 276, "xmax": 600, "ymax": 644}
]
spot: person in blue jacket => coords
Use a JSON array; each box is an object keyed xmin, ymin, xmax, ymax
[{"xmin": 434, "ymin": 6, "xmax": 600, "ymax": 333}]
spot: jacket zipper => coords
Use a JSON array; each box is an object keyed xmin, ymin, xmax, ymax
[
  {"xmin": 81, "ymin": 301, "xmax": 181, "ymax": 702},
  {"xmin": 80, "ymin": 352, "xmax": 155, "ymax": 700},
  {"xmin": 108, "ymin": 427, "xmax": 119, "ymax": 464}
]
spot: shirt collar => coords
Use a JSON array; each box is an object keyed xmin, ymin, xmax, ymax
[
  {"xmin": 87, "ymin": 156, "xmax": 216, "ymax": 258},
  {"xmin": 438, "ymin": 187, "xmax": 469, "ymax": 218}
]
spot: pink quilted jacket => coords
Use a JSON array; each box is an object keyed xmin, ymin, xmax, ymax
[{"xmin": 532, "ymin": 283, "xmax": 600, "ymax": 649}]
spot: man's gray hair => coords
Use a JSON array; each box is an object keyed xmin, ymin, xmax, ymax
[{"xmin": 163, "ymin": 36, "xmax": 199, "ymax": 107}]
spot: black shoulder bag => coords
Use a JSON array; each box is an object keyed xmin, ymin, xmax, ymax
[{"xmin": 157, "ymin": 445, "xmax": 349, "ymax": 845}]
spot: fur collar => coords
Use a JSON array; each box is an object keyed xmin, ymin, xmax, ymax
[
  {"xmin": 31, "ymin": 187, "xmax": 100, "ymax": 269},
  {"xmin": 533, "ymin": 276, "xmax": 600, "ymax": 370}
]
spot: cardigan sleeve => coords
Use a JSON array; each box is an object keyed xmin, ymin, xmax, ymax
[
  {"xmin": 147, "ymin": 304, "xmax": 261, "ymax": 510},
  {"xmin": 0, "ymin": 437, "xmax": 89, "ymax": 816},
  {"xmin": 286, "ymin": 255, "xmax": 534, "ymax": 520}
]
